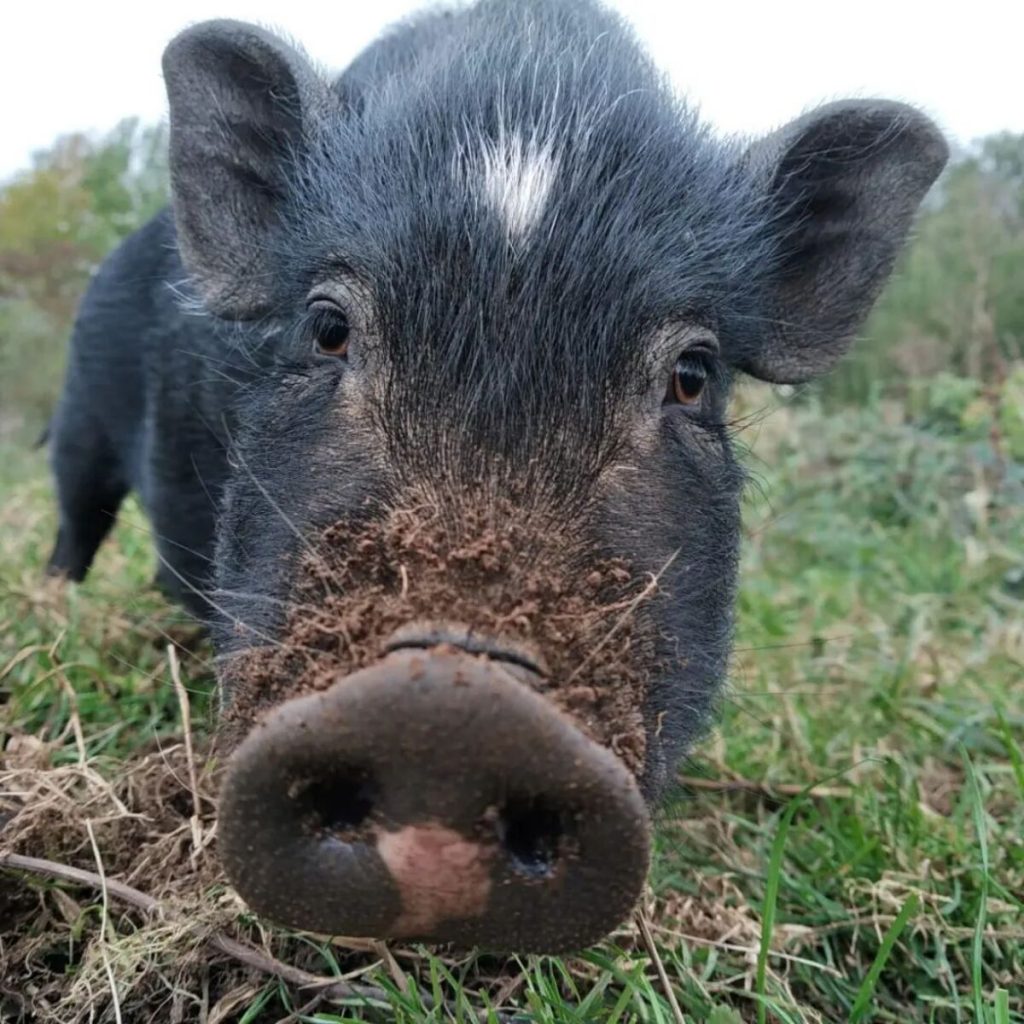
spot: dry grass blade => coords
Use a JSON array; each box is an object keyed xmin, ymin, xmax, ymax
[
  {"xmin": 371, "ymin": 937, "xmax": 411, "ymax": 994},
  {"xmin": 274, "ymin": 991, "xmax": 326, "ymax": 1023},
  {"xmin": 0, "ymin": 851, "xmax": 392, "ymax": 1006},
  {"xmin": 646, "ymin": 921, "xmax": 844, "ymax": 977},
  {"xmin": 54, "ymin": 633, "xmax": 88, "ymax": 766},
  {"xmin": 677, "ymin": 774, "xmax": 852, "ymax": 799},
  {"xmin": 86, "ymin": 819, "xmax": 124, "ymax": 1024},
  {"xmin": 565, "ymin": 548, "xmax": 679, "ymax": 685},
  {"xmin": 168, "ymin": 643, "xmax": 204, "ymax": 868},
  {"xmin": 635, "ymin": 906, "xmax": 686, "ymax": 1024}
]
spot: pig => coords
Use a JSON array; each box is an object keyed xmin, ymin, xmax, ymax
[{"xmin": 45, "ymin": 0, "xmax": 947, "ymax": 952}]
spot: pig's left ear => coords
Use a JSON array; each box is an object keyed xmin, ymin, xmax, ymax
[
  {"xmin": 738, "ymin": 100, "xmax": 948, "ymax": 383},
  {"xmin": 163, "ymin": 21, "xmax": 329, "ymax": 319}
]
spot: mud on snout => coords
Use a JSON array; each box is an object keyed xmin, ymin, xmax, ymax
[{"xmin": 215, "ymin": 498, "xmax": 660, "ymax": 952}]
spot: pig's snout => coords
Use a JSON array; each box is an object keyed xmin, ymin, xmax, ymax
[{"xmin": 217, "ymin": 646, "xmax": 650, "ymax": 952}]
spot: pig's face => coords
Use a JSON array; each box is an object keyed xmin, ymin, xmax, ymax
[
  {"xmin": 163, "ymin": 5, "xmax": 946, "ymax": 951},
  {"xmin": 211, "ymin": 126, "xmax": 757, "ymax": 794}
]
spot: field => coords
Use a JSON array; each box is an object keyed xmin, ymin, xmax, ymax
[{"xmin": 2, "ymin": 384, "xmax": 1021, "ymax": 1023}]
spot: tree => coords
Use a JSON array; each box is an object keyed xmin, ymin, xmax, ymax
[
  {"xmin": 822, "ymin": 133, "xmax": 1024, "ymax": 405},
  {"xmin": 0, "ymin": 119, "xmax": 169, "ymax": 439}
]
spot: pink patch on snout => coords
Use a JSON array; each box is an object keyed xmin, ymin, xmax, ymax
[{"xmin": 377, "ymin": 824, "xmax": 494, "ymax": 936}]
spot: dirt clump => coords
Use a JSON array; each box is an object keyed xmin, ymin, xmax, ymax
[{"xmin": 220, "ymin": 496, "xmax": 659, "ymax": 777}]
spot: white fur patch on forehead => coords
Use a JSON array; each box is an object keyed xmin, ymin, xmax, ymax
[{"xmin": 473, "ymin": 130, "xmax": 558, "ymax": 242}]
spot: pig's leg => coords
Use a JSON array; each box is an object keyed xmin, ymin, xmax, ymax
[{"xmin": 46, "ymin": 416, "xmax": 128, "ymax": 582}]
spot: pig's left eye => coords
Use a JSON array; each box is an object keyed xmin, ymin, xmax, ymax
[
  {"xmin": 667, "ymin": 352, "xmax": 710, "ymax": 406},
  {"xmin": 309, "ymin": 304, "xmax": 351, "ymax": 358}
]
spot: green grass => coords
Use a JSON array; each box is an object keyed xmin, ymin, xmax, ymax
[{"xmin": 2, "ymin": 389, "xmax": 1022, "ymax": 1023}]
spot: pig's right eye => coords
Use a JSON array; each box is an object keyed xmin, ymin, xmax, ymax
[{"xmin": 309, "ymin": 304, "xmax": 351, "ymax": 358}]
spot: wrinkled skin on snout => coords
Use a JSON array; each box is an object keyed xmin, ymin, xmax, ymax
[{"xmin": 47, "ymin": 0, "xmax": 947, "ymax": 952}]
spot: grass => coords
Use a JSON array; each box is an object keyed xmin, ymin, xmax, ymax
[{"xmin": 1, "ymin": 387, "xmax": 1022, "ymax": 1022}]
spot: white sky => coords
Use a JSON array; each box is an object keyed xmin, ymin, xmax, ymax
[{"xmin": 1, "ymin": 0, "xmax": 1018, "ymax": 181}]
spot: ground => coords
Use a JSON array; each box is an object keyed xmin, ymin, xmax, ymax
[{"xmin": 1, "ymin": 387, "xmax": 1021, "ymax": 1023}]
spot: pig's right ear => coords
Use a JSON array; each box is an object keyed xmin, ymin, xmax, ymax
[
  {"xmin": 163, "ymin": 21, "xmax": 328, "ymax": 320},
  {"xmin": 737, "ymin": 100, "xmax": 948, "ymax": 383}
]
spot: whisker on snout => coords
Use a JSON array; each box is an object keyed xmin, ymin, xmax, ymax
[
  {"xmin": 566, "ymin": 548, "xmax": 681, "ymax": 685},
  {"xmin": 227, "ymin": 437, "xmax": 351, "ymax": 595},
  {"xmin": 151, "ymin": 551, "xmax": 292, "ymax": 654}
]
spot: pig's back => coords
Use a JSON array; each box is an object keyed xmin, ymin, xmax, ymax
[{"xmin": 57, "ymin": 209, "xmax": 243, "ymax": 512}]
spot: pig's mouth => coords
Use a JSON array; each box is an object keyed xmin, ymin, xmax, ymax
[
  {"xmin": 383, "ymin": 621, "xmax": 549, "ymax": 675},
  {"xmin": 217, "ymin": 644, "xmax": 650, "ymax": 952}
]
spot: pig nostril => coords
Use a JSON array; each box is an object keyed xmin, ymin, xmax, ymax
[
  {"xmin": 290, "ymin": 768, "xmax": 376, "ymax": 837},
  {"xmin": 496, "ymin": 797, "xmax": 570, "ymax": 880}
]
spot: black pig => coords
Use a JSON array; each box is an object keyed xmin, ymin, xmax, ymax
[{"xmin": 46, "ymin": 0, "xmax": 947, "ymax": 951}]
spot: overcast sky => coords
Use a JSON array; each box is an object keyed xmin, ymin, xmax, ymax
[{"xmin": 1, "ymin": 1, "xmax": 1018, "ymax": 181}]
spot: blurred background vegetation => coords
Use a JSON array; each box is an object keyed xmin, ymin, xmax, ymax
[
  {"xmin": 1, "ymin": 123, "xmax": 1022, "ymax": 451},
  {"xmin": 0, "ymin": 120, "xmax": 167, "ymax": 443}
]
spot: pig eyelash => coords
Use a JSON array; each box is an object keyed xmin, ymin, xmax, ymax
[
  {"xmin": 304, "ymin": 302, "xmax": 351, "ymax": 359},
  {"xmin": 660, "ymin": 343, "xmax": 723, "ymax": 414},
  {"xmin": 665, "ymin": 350, "xmax": 713, "ymax": 407},
  {"xmin": 651, "ymin": 321, "xmax": 720, "ymax": 411}
]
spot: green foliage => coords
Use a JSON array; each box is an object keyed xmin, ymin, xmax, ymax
[
  {"xmin": 999, "ymin": 365, "xmax": 1024, "ymax": 461},
  {"xmin": 911, "ymin": 370, "xmax": 984, "ymax": 434},
  {"xmin": 0, "ymin": 299, "xmax": 63, "ymax": 438},
  {"xmin": 824, "ymin": 132, "xmax": 1024, "ymax": 405},
  {"xmin": 0, "ymin": 119, "xmax": 168, "ymax": 442}
]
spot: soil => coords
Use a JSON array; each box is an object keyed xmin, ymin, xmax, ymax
[
  {"xmin": 0, "ymin": 736, "xmax": 673, "ymax": 1023},
  {"xmin": 220, "ymin": 495, "xmax": 657, "ymax": 778},
  {"xmin": 2, "ymin": 740, "xmax": 411, "ymax": 1022}
]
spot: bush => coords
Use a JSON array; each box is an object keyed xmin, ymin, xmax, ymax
[
  {"xmin": 0, "ymin": 119, "xmax": 168, "ymax": 443},
  {"xmin": 823, "ymin": 133, "xmax": 1024, "ymax": 406},
  {"xmin": 999, "ymin": 363, "xmax": 1024, "ymax": 461}
]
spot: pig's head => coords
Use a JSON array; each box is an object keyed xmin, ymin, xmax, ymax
[{"xmin": 162, "ymin": 3, "xmax": 947, "ymax": 952}]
